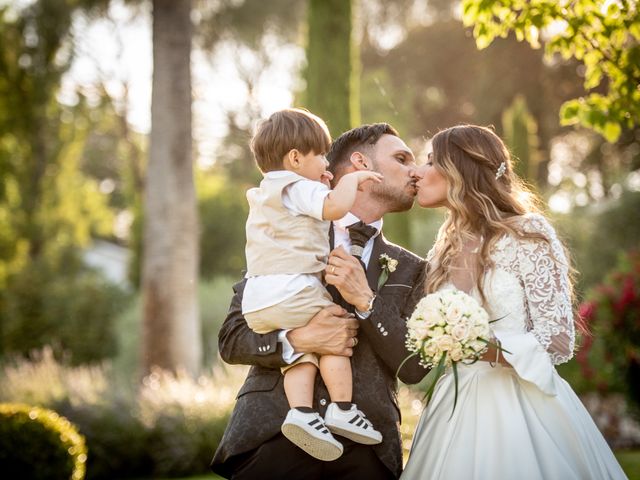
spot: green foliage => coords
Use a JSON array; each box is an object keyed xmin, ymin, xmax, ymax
[
  {"xmin": 0, "ymin": 402, "xmax": 87, "ymax": 480},
  {"xmin": 304, "ymin": 0, "xmax": 359, "ymax": 136},
  {"xmin": 502, "ymin": 94, "xmax": 541, "ymax": 184},
  {"xmin": 557, "ymin": 190, "xmax": 640, "ymax": 290},
  {"xmin": 198, "ymin": 171, "xmax": 249, "ymax": 278},
  {"xmin": 0, "ymin": 1, "xmax": 120, "ymax": 367},
  {"xmin": 462, "ymin": 0, "xmax": 640, "ymax": 142},
  {"xmin": 360, "ymin": 17, "xmax": 584, "ymax": 184},
  {"xmin": 576, "ymin": 250, "xmax": 640, "ymax": 412},
  {"xmin": 0, "ymin": 352, "xmax": 240, "ymax": 480},
  {"xmin": 113, "ymin": 276, "xmax": 236, "ymax": 379},
  {"xmin": 0, "ymin": 255, "xmax": 130, "ymax": 364}
]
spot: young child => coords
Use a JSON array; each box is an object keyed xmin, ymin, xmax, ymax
[{"xmin": 242, "ymin": 108, "xmax": 383, "ymax": 461}]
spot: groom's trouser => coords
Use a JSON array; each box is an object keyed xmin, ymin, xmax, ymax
[{"xmin": 227, "ymin": 433, "xmax": 396, "ymax": 480}]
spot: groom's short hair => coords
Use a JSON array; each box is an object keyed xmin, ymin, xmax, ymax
[{"xmin": 327, "ymin": 123, "xmax": 399, "ymax": 177}]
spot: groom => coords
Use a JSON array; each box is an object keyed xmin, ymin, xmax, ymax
[{"xmin": 211, "ymin": 123, "xmax": 428, "ymax": 479}]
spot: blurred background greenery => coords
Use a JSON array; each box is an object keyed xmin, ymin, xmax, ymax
[{"xmin": 0, "ymin": 0, "xmax": 638, "ymax": 478}]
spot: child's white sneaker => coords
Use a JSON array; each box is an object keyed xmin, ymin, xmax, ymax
[
  {"xmin": 281, "ymin": 408, "xmax": 343, "ymax": 461},
  {"xmin": 324, "ymin": 403, "xmax": 383, "ymax": 445}
]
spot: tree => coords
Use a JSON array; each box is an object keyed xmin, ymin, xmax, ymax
[
  {"xmin": 502, "ymin": 95, "xmax": 542, "ymax": 184},
  {"xmin": 462, "ymin": 0, "xmax": 640, "ymax": 142},
  {"xmin": 141, "ymin": 0, "xmax": 201, "ymax": 376},
  {"xmin": 305, "ymin": 0, "xmax": 359, "ymax": 135},
  {"xmin": 0, "ymin": 0, "xmax": 129, "ymax": 363}
]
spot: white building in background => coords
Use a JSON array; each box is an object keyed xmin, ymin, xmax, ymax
[{"xmin": 83, "ymin": 239, "xmax": 131, "ymax": 288}]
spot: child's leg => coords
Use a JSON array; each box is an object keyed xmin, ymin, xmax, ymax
[
  {"xmin": 321, "ymin": 355, "xmax": 383, "ymax": 445},
  {"xmin": 284, "ymin": 362, "xmax": 317, "ymax": 408},
  {"xmin": 319, "ymin": 355, "xmax": 352, "ymax": 402}
]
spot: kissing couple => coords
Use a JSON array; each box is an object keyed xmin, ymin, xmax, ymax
[{"xmin": 211, "ymin": 109, "xmax": 627, "ymax": 480}]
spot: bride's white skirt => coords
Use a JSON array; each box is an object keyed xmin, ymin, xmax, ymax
[{"xmin": 401, "ymin": 362, "xmax": 627, "ymax": 480}]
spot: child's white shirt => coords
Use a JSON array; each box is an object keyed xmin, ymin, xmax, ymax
[{"xmin": 242, "ymin": 171, "xmax": 331, "ymax": 315}]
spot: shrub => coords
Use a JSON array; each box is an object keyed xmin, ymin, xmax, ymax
[
  {"xmin": 0, "ymin": 352, "xmax": 243, "ymax": 479},
  {"xmin": 0, "ymin": 403, "xmax": 87, "ymax": 480},
  {"xmin": 0, "ymin": 256, "xmax": 130, "ymax": 364},
  {"xmin": 576, "ymin": 250, "xmax": 640, "ymax": 413}
]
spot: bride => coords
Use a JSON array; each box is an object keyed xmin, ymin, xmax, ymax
[{"xmin": 402, "ymin": 125, "xmax": 627, "ymax": 480}]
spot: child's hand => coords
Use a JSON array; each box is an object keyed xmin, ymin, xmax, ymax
[
  {"xmin": 320, "ymin": 170, "xmax": 334, "ymax": 188},
  {"xmin": 352, "ymin": 170, "xmax": 383, "ymax": 188}
]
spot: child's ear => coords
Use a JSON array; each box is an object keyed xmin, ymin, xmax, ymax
[
  {"xmin": 350, "ymin": 152, "xmax": 370, "ymax": 171},
  {"xmin": 287, "ymin": 149, "xmax": 300, "ymax": 168}
]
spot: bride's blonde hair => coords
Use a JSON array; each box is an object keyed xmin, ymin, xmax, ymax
[{"xmin": 424, "ymin": 125, "xmax": 576, "ymax": 313}]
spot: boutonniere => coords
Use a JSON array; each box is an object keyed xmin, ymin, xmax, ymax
[{"xmin": 378, "ymin": 253, "xmax": 398, "ymax": 289}]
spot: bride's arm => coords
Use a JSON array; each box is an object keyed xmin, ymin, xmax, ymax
[{"xmin": 516, "ymin": 215, "xmax": 575, "ymax": 365}]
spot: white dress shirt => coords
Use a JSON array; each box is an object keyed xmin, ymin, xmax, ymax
[
  {"xmin": 242, "ymin": 171, "xmax": 331, "ymax": 314},
  {"xmin": 279, "ymin": 213, "xmax": 383, "ymax": 363}
]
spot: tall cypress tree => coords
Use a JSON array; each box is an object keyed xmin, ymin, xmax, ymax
[
  {"xmin": 502, "ymin": 95, "xmax": 541, "ymax": 185},
  {"xmin": 305, "ymin": 0, "xmax": 359, "ymax": 136}
]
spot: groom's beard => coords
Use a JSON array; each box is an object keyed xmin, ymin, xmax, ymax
[{"xmin": 370, "ymin": 180, "xmax": 416, "ymax": 213}]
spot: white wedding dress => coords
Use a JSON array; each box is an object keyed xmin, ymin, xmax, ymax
[{"xmin": 401, "ymin": 214, "xmax": 627, "ymax": 480}]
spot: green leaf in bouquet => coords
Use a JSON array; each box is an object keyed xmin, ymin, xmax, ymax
[
  {"xmin": 489, "ymin": 313, "xmax": 510, "ymax": 324},
  {"xmin": 478, "ymin": 337, "xmax": 513, "ymax": 356},
  {"xmin": 449, "ymin": 362, "xmax": 460, "ymax": 421},
  {"xmin": 395, "ymin": 351, "xmax": 419, "ymax": 378},
  {"xmin": 423, "ymin": 352, "xmax": 448, "ymax": 404}
]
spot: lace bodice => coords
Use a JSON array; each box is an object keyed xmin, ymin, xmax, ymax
[{"xmin": 428, "ymin": 213, "xmax": 575, "ymax": 365}]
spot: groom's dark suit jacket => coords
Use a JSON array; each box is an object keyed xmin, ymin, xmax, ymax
[{"xmin": 211, "ymin": 231, "xmax": 427, "ymax": 479}]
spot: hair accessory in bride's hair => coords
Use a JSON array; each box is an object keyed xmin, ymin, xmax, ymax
[{"xmin": 495, "ymin": 162, "xmax": 506, "ymax": 180}]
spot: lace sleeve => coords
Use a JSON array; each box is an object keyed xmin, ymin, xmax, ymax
[{"xmin": 515, "ymin": 214, "xmax": 575, "ymax": 365}]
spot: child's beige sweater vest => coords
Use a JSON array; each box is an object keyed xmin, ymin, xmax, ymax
[{"xmin": 245, "ymin": 173, "xmax": 330, "ymax": 276}]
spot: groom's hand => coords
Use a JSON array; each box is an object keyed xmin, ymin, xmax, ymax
[
  {"xmin": 287, "ymin": 304, "xmax": 359, "ymax": 357},
  {"xmin": 325, "ymin": 247, "xmax": 375, "ymax": 312}
]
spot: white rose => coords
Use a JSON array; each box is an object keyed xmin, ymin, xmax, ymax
[
  {"xmin": 422, "ymin": 307, "xmax": 441, "ymax": 327},
  {"xmin": 471, "ymin": 325, "xmax": 489, "ymax": 338},
  {"xmin": 470, "ymin": 340, "xmax": 487, "ymax": 353},
  {"xmin": 412, "ymin": 324, "xmax": 430, "ymax": 340},
  {"xmin": 445, "ymin": 303, "xmax": 465, "ymax": 324},
  {"xmin": 449, "ymin": 345, "xmax": 464, "ymax": 362},
  {"xmin": 432, "ymin": 326, "xmax": 445, "ymax": 338},
  {"xmin": 423, "ymin": 341, "xmax": 438, "ymax": 358},
  {"xmin": 451, "ymin": 323, "xmax": 471, "ymax": 341},
  {"xmin": 435, "ymin": 334, "xmax": 455, "ymax": 351}
]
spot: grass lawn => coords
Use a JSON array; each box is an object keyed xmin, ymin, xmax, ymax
[
  {"xmin": 137, "ymin": 450, "xmax": 640, "ymax": 480},
  {"xmin": 617, "ymin": 450, "xmax": 640, "ymax": 480}
]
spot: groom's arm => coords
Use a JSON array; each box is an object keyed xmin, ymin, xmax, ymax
[
  {"xmin": 326, "ymin": 249, "xmax": 428, "ymax": 384},
  {"xmin": 218, "ymin": 278, "xmax": 358, "ymax": 368},
  {"xmin": 217, "ymin": 279, "xmax": 287, "ymax": 369},
  {"xmin": 360, "ymin": 260, "xmax": 428, "ymax": 384}
]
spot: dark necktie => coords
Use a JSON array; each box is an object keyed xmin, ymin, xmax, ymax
[{"xmin": 347, "ymin": 221, "xmax": 378, "ymax": 269}]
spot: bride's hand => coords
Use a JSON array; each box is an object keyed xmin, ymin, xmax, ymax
[{"xmin": 479, "ymin": 342, "xmax": 511, "ymax": 366}]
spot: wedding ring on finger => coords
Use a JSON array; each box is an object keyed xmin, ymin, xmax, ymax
[
  {"xmin": 352, "ymin": 337, "xmax": 358, "ymax": 347},
  {"xmin": 330, "ymin": 265, "xmax": 336, "ymax": 274}
]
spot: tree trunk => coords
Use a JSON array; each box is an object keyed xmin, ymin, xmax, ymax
[
  {"xmin": 141, "ymin": 0, "xmax": 201, "ymax": 377},
  {"xmin": 305, "ymin": 0, "xmax": 359, "ymax": 136}
]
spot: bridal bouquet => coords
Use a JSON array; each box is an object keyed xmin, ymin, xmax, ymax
[{"xmin": 403, "ymin": 288, "xmax": 505, "ymax": 416}]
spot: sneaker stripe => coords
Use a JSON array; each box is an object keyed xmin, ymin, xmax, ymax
[
  {"xmin": 309, "ymin": 418, "xmax": 320, "ymax": 426},
  {"xmin": 348, "ymin": 416, "xmax": 359, "ymax": 424}
]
